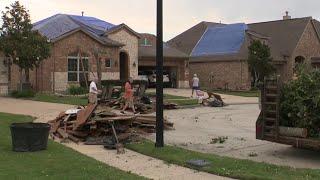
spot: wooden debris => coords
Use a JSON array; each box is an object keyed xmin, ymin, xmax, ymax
[{"xmin": 48, "ymin": 103, "xmax": 174, "ymax": 149}]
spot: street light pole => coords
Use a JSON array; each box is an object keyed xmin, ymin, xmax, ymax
[{"xmin": 155, "ymin": 0, "xmax": 164, "ymax": 147}]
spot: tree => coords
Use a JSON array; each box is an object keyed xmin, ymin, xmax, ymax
[
  {"xmin": 247, "ymin": 40, "xmax": 275, "ymax": 87},
  {"xmin": 0, "ymin": 1, "xmax": 50, "ymax": 90}
]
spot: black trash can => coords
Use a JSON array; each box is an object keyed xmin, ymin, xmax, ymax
[{"xmin": 10, "ymin": 123, "xmax": 50, "ymax": 152}]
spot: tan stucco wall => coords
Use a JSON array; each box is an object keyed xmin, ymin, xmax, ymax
[{"xmin": 108, "ymin": 29, "xmax": 139, "ymax": 79}]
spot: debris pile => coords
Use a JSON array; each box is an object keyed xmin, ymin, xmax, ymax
[
  {"xmin": 101, "ymin": 97, "xmax": 179, "ymax": 113},
  {"xmin": 48, "ymin": 103, "xmax": 174, "ymax": 148}
]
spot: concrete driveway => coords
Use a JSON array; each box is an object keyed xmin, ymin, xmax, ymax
[
  {"xmin": 150, "ymin": 104, "xmax": 320, "ymax": 169},
  {"xmin": 147, "ymin": 88, "xmax": 259, "ymax": 105}
]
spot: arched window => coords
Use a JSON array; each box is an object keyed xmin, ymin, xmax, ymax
[{"xmin": 294, "ymin": 56, "xmax": 305, "ymax": 71}]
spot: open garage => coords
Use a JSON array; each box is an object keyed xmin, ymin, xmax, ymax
[{"xmin": 138, "ymin": 33, "xmax": 190, "ymax": 88}]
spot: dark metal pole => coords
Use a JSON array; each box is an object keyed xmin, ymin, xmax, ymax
[{"xmin": 155, "ymin": 0, "xmax": 164, "ymax": 147}]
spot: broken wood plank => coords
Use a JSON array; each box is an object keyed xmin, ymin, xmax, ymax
[
  {"xmin": 73, "ymin": 103, "xmax": 97, "ymax": 130},
  {"xmin": 57, "ymin": 128, "xmax": 68, "ymax": 139},
  {"xmin": 68, "ymin": 134, "xmax": 80, "ymax": 143}
]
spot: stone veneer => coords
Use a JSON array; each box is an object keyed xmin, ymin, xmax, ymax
[{"xmin": 108, "ymin": 29, "xmax": 139, "ymax": 79}]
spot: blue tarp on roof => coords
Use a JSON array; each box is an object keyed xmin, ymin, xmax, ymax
[
  {"xmin": 69, "ymin": 15, "xmax": 115, "ymax": 35},
  {"xmin": 191, "ymin": 23, "xmax": 248, "ymax": 57},
  {"xmin": 33, "ymin": 14, "xmax": 116, "ymax": 40}
]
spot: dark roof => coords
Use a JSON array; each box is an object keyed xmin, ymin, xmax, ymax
[
  {"xmin": 104, "ymin": 23, "xmax": 141, "ymax": 38},
  {"xmin": 33, "ymin": 14, "xmax": 123, "ymax": 46},
  {"xmin": 168, "ymin": 17, "xmax": 315, "ymax": 62},
  {"xmin": 167, "ymin": 21, "xmax": 224, "ymax": 55},
  {"xmin": 139, "ymin": 33, "xmax": 188, "ymax": 59},
  {"xmin": 248, "ymin": 17, "xmax": 312, "ymax": 60}
]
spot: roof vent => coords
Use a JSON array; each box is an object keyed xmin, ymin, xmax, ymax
[
  {"xmin": 283, "ymin": 11, "xmax": 291, "ymax": 20},
  {"xmin": 81, "ymin": 11, "xmax": 84, "ymax": 17}
]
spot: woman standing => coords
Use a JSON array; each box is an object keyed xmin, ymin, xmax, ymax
[{"xmin": 121, "ymin": 77, "xmax": 137, "ymax": 114}]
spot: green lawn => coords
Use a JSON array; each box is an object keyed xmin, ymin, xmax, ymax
[
  {"xmin": 145, "ymin": 92, "xmax": 199, "ymax": 106},
  {"xmin": 0, "ymin": 112, "xmax": 145, "ymax": 180},
  {"xmin": 31, "ymin": 93, "xmax": 88, "ymax": 106},
  {"xmin": 213, "ymin": 90, "xmax": 260, "ymax": 97},
  {"xmin": 126, "ymin": 141, "xmax": 320, "ymax": 180}
]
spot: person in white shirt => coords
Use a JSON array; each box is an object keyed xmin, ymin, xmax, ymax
[
  {"xmin": 191, "ymin": 74, "xmax": 200, "ymax": 97},
  {"xmin": 88, "ymin": 78, "xmax": 101, "ymax": 104}
]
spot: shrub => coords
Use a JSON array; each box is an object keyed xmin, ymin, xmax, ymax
[
  {"xmin": 280, "ymin": 67, "xmax": 320, "ymax": 137},
  {"xmin": 67, "ymin": 85, "xmax": 88, "ymax": 95},
  {"xmin": 10, "ymin": 90, "xmax": 36, "ymax": 98}
]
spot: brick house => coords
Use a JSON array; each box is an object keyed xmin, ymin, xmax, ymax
[
  {"xmin": 1, "ymin": 14, "xmax": 141, "ymax": 94},
  {"xmin": 138, "ymin": 33, "xmax": 189, "ymax": 88},
  {"xmin": 168, "ymin": 15, "xmax": 320, "ymax": 90}
]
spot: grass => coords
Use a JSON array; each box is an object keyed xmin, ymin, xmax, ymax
[
  {"xmin": 17, "ymin": 92, "xmax": 198, "ymax": 107},
  {"xmin": 145, "ymin": 92, "xmax": 199, "ymax": 106},
  {"xmin": 0, "ymin": 112, "xmax": 145, "ymax": 180},
  {"xmin": 31, "ymin": 93, "xmax": 88, "ymax": 106},
  {"xmin": 126, "ymin": 140, "xmax": 320, "ymax": 180},
  {"xmin": 213, "ymin": 90, "xmax": 260, "ymax": 97}
]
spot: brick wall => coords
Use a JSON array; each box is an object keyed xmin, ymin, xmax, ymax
[
  {"xmin": 10, "ymin": 30, "xmax": 122, "ymax": 92},
  {"xmin": 108, "ymin": 29, "xmax": 139, "ymax": 79},
  {"xmin": 290, "ymin": 21, "xmax": 320, "ymax": 78},
  {"xmin": 190, "ymin": 60, "xmax": 250, "ymax": 90},
  {"xmin": 0, "ymin": 52, "xmax": 8, "ymax": 95}
]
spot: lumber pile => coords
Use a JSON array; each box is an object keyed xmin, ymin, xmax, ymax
[{"xmin": 48, "ymin": 104, "xmax": 174, "ymax": 147}]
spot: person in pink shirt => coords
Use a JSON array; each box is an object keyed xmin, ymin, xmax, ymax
[{"xmin": 121, "ymin": 77, "xmax": 137, "ymax": 114}]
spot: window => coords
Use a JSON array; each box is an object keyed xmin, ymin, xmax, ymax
[
  {"xmin": 105, "ymin": 58, "xmax": 112, "ymax": 68},
  {"xmin": 141, "ymin": 37, "xmax": 151, "ymax": 46},
  {"xmin": 68, "ymin": 56, "xmax": 89, "ymax": 82}
]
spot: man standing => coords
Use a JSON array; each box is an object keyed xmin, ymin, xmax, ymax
[
  {"xmin": 191, "ymin": 74, "xmax": 200, "ymax": 97},
  {"xmin": 88, "ymin": 77, "xmax": 100, "ymax": 104}
]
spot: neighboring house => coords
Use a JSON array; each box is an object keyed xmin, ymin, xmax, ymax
[
  {"xmin": 3, "ymin": 14, "xmax": 141, "ymax": 93},
  {"xmin": 168, "ymin": 14, "xmax": 320, "ymax": 90},
  {"xmin": 138, "ymin": 33, "xmax": 189, "ymax": 88}
]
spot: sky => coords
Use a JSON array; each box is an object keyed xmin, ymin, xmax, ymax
[{"xmin": 1, "ymin": 0, "xmax": 320, "ymax": 40}]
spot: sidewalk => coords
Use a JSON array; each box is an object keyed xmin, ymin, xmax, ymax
[{"xmin": 0, "ymin": 97, "xmax": 231, "ymax": 180}]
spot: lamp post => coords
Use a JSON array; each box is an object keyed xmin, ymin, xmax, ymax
[{"xmin": 155, "ymin": 0, "xmax": 164, "ymax": 147}]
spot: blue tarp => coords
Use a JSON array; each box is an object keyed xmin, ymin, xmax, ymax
[
  {"xmin": 191, "ymin": 23, "xmax": 248, "ymax": 57},
  {"xmin": 33, "ymin": 14, "xmax": 116, "ymax": 40}
]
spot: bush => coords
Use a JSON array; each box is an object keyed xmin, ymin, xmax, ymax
[
  {"xmin": 10, "ymin": 90, "xmax": 36, "ymax": 98},
  {"xmin": 280, "ymin": 67, "xmax": 320, "ymax": 137},
  {"xmin": 67, "ymin": 85, "xmax": 88, "ymax": 95}
]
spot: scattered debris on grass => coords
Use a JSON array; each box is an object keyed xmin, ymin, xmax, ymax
[
  {"xmin": 248, "ymin": 152, "xmax": 258, "ymax": 157},
  {"xmin": 210, "ymin": 136, "xmax": 228, "ymax": 144}
]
